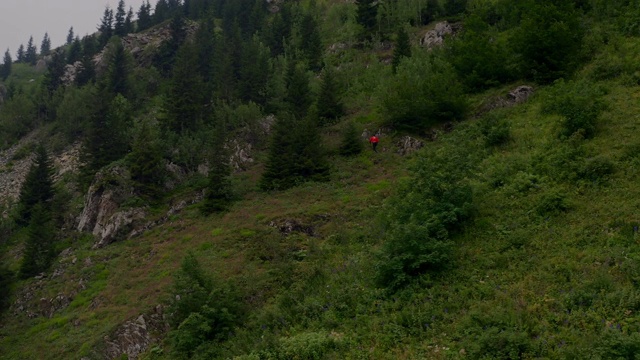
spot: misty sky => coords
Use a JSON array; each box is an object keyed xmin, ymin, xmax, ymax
[{"xmin": 0, "ymin": 0, "xmax": 147, "ymax": 58}]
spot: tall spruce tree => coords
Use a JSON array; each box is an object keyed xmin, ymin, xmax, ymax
[
  {"xmin": 16, "ymin": 145, "xmax": 55, "ymax": 227},
  {"xmin": 129, "ymin": 119, "xmax": 165, "ymax": 200},
  {"xmin": 316, "ymin": 66, "xmax": 344, "ymax": 125},
  {"xmin": 103, "ymin": 39, "xmax": 130, "ymax": 97},
  {"xmin": 154, "ymin": 14, "xmax": 187, "ymax": 76},
  {"xmin": 19, "ymin": 203, "xmax": 55, "ymax": 279},
  {"xmin": 298, "ymin": 13, "xmax": 323, "ymax": 72},
  {"xmin": 202, "ymin": 126, "xmax": 233, "ymax": 214},
  {"xmin": 125, "ymin": 7, "xmax": 135, "ymax": 34},
  {"xmin": 66, "ymin": 37, "xmax": 82, "ymax": 64},
  {"xmin": 137, "ymin": 1, "xmax": 153, "ymax": 31},
  {"xmin": 285, "ymin": 61, "xmax": 312, "ymax": 119},
  {"xmin": 392, "ymin": 26, "xmax": 411, "ymax": 74},
  {"xmin": 98, "ymin": 7, "xmax": 115, "ymax": 47},
  {"xmin": 165, "ymin": 41, "xmax": 205, "ymax": 134},
  {"xmin": 356, "ymin": 0, "xmax": 378, "ymax": 39},
  {"xmin": 40, "ymin": 33, "xmax": 51, "ymax": 56},
  {"xmin": 66, "ymin": 27, "xmax": 75, "ymax": 45},
  {"xmin": 339, "ymin": 121, "xmax": 364, "ymax": 156},
  {"xmin": 25, "ymin": 36, "xmax": 38, "ymax": 65},
  {"xmin": 1, "ymin": 49, "xmax": 11, "ymax": 81},
  {"xmin": 16, "ymin": 44, "xmax": 25, "ymax": 63},
  {"xmin": 260, "ymin": 111, "xmax": 329, "ymax": 191},
  {"xmin": 114, "ymin": 0, "xmax": 128, "ymax": 37}
]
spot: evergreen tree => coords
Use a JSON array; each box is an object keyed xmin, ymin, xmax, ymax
[
  {"xmin": 115, "ymin": 0, "xmax": 128, "ymax": 37},
  {"xmin": 298, "ymin": 13, "xmax": 323, "ymax": 72},
  {"xmin": 16, "ymin": 145, "xmax": 55, "ymax": 227},
  {"xmin": 266, "ymin": 4, "xmax": 292, "ymax": 56},
  {"xmin": 1, "ymin": 49, "xmax": 11, "ymax": 81},
  {"xmin": 98, "ymin": 6, "xmax": 115, "ymax": 47},
  {"xmin": 285, "ymin": 61, "xmax": 312, "ymax": 119},
  {"xmin": 316, "ymin": 66, "xmax": 344, "ymax": 124},
  {"xmin": 339, "ymin": 121, "xmax": 364, "ymax": 156},
  {"xmin": 202, "ymin": 127, "xmax": 233, "ymax": 214},
  {"xmin": 76, "ymin": 36, "xmax": 98, "ymax": 86},
  {"xmin": 154, "ymin": 0, "xmax": 170, "ymax": 24},
  {"xmin": 40, "ymin": 33, "xmax": 51, "ymax": 56},
  {"xmin": 137, "ymin": 1, "xmax": 153, "ymax": 32},
  {"xmin": 129, "ymin": 118, "xmax": 165, "ymax": 200},
  {"xmin": 392, "ymin": 26, "xmax": 411, "ymax": 74},
  {"xmin": 125, "ymin": 7, "xmax": 135, "ymax": 34},
  {"xmin": 102, "ymin": 39, "xmax": 131, "ymax": 97},
  {"xmin": 238, "ymin": 36, "xmax": 270, "ymax": 105},
  {"xmin": 260, "ymin": 112, "xmax": 329, "ymax": 191},
  {"xmin": 16, "ymin": 44, "xmax": 25, "ymax": 63},
  {"xmin": 66, "ymin": 37, "xmax": 82, "ymax": 64},
  {"xmin": 25, "ymin": 36, "xmax": 38, "ymax": 65},
  {"xmin": 0, "ymin": 264, "xmax": 14, "ymax": 313},
  {"xmin": 356, "ymin": 0, "xmax": 378, "ymax": 39},
  {"xmin": 66, "ymin": 27, "xmax": 74, "ymax": 45},
  {"xmin": 165, "ymin": 41, "xmax": 205, "ymax": 134},
  {"xmin": 19, "ymin": 203, "xmax": 56, "ymax": 279},
  {"xmin": 42, "ymin": 51, "xmax": 67, "ymax": 95},
  {"xmin": 154, "ymin": 14, "xmax": 187, "ymax": 76}
]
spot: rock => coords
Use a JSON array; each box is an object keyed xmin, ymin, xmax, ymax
[
  {"xmin": 35, "ymin": 59, "xmax": 48, "ymax": 72},
  {"xmin": 508, "ymin": 85, "xmax": 534, "ymax": 104},
  {"xmin": 269, "ymin": 218, "xmax": 315, "ymax": 236},
  {"xmin": 396, "ymin": 136, "xmax": 425, "ymax": 156},
  {"xmin": 227, "ymin": 139, "xmax": 254, "ymax": 171},
  {"xmin": 102, "ymin": 306, "xmax": 169, "ymax": 360},
  {"xmin": 476, "ymin": 85, "xmax": 535, "ymax": 114},
  {"xmin": 420, "ymin": 21, "xmax": 462, "ymax": 49}
]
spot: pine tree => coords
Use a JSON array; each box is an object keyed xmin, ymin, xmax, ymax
[
  {"xmin": 165, "ymin": 41, "xmax": 205, "ymax": 134},
  {"xmin": 137, "ymin": 1, "xmax": 153, "ymax": 31},
  {"xmin": 25, "ymin": 36, "xmax": 38, "ymax": 65},
  {"xmin": 238, "ymin": 36, "xmax": 270, "ymax": 105},
  {"xmin": 154, "ymin": 14, "xmax": 187, "ymax": 76},
  {"xmin": 316, "ymin": 66, "xmax": 344, "ymax": 124},
  {"xmin": 40, "ymin": 33, "xmax": 51, "ymax": 56},
  {"xmin": 66, "ymin": 37, "xmax": 82, "ymax": 64},
  {"xmin": 19, "ymin": 203, "xmax": 56, "ymax": 279},
  {"xmin": 114, "ymin": 0, "xmax": 128, "ymax": 37},
  {"xmin": 285, "ymin": 61, "xmax": 312, "ymax": 119},
  {"xmin": 129, "ymin": 119, "xmax": 165, "ymax": 200},
  {"xmin": 339, "ymin": 121, "xmax": 363, "ymax": 156},
  {"xmin": 154, "ymin": 0, "xmax": 170, "ymax": 24},
  {"xmin": 1, "ymin": 49, "xmax": 11, "ymax": 81},
  {"xmin": 66, "ymin": 27, "xmax": 75, "ymax": 45},
  {"xmin": 202, "ymin": 127, "xmax": 233, "ymax": 214},
  {"xmin": 392, "ymin": 26, "xmax": 411, "ymax": 74},
  {"xmin": 298, "ymin": 13, "xmax": 323, "ymax": 72},
  {"xmin": 16, "ymin": 145, "xmax": 55, "ymax": 227},
  {"xmin": 260, "ymin": 111, "xmax": 329, "ymax": 191},
  {"xmin": 98, "ymin": 6, "xmax": 114, "ymax": 47},
  {"xmin": 16, "ymin": 44, "xmax": 25, "ymax": 63},
  {"xmin": 356, "ymin": 0, "xmax": 378, "ymax": 40},
  {"xmin": 125, "ymin": 7, "xmax": 135, "ymax": 34},
  {"xmin": 42, "ymin": 50, "xmax": 67, "ymax": 95},
  {"xmin": 102, "ymin": 39, "xmax": 130, "ymax": 97}
]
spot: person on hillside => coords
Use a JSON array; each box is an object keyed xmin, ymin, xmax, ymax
[{"xmin": 369, "ymin": 133, "xmax": 379, "ymax": 152}]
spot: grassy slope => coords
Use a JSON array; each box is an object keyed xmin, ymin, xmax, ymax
[{"xmin": 4, "ymin": 25, "xmax": 640, "ymax": 360}]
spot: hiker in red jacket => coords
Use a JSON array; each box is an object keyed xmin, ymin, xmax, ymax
[{"xmin": 369, "ymin": 134, "xmax": 379, "ymax": 152}]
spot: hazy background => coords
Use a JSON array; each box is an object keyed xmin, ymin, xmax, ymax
[{"xmin": 0, "ymin": 0, "xmax": 147, "ymax": 58}]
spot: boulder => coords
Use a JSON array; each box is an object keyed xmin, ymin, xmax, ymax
[
  {"xmin": 396, "ymin": 136, "xmax": 425, "ymax": 156},
  {"xmin": 102, "ymin": 306, "xmax": 169, "ymax": 360},
  {"xmin": 420, "ymin": 21, "xmax": 462, "ymax": 49}
]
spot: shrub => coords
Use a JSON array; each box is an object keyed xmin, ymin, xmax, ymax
[
  {"xmin": 579, "ymin": 155, "xmax": 615, "ymax": 183},
  {"xmin": 535, "ymin": 189, "xmax": 570, "ymax": 216},
  {"xmin": 380, "ymin": 49, "xmax": 467, "ymax": 132},
  {"xmin": 541, "ymin": 79, "xmax": 608, "ymax": 139},
  {"xmin": 479, "ymin": 112, "xmax": 511, "ymax": 147}
]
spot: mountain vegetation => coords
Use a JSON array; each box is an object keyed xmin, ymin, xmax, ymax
[{"xmin": 2, "ymin": 0, "xmax": 640, "ymax": 358}]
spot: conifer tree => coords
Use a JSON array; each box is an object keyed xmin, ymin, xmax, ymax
[
  {"xmin": 316, "ymin": 66, "xmax": 344, "ymax": 125},
  {"xmin": 285, "ymin": 61, "xmax": 312, "ymax": 119},
  {"xmin": 1, "ymin": 49, "xmax": 11, "ymax": 81},
  {"xmin": 42, "ymin": 51, "xmax": 67, "ymax": 95},
  {"xmin": 16, "ymin": 145, "xmax": 55, "ymax": 227},
  {"xmin": 202, "ymin": 127, "xmax": 233, "ymax": 214},
  {"xmin": 25, "ymin": 36, "xmax": 38, "ymax": 65},
  {"xmin": 66, "ymin": 27, "xmax": 74, "ymax": 45},
  {"xmin": 114, "ymin": 0, "xmax": 128, "ymax": 37},
  {"xmin": 356, "ymin": 0, "xmax": 378, "ymax": 40},
  {"xmin": 154, "ymin": 0, "xmax": 170, "ymax": 24},
  {"xmin": 66, "ymin": 37, "xmax": 82, "ymax": 64},
  {"xmin": 266, "ymin": 4, "xmax": 292, "ymax": 56},
  {"xmin": 392, "ymin": 26, "xmax": 411, "ymax": 74},
  {"xmin": 129, "ymin": 119, "xmax": 165, "ymax": 200},
  {"xmin": 102, "ymin": 39, "xmax": 130, "ymax": 97},
  {"xmin": 339, "ymin": 121, "xmax": 363, "ymax": 156},
  {"xmin": 137, "ymin": 1, "xmax": 153, "ymax": 32},
  {"xmin": 19, "ymin": 203, "xmax": 55, "ymax": 279},
  {"xmin": 76, "ymin": 36, "xmax": 98, "ymax": 86},
  {"xmin": 40, "ymin": 33, "xmax": 51, "ymax": 56},
  {"xmin": 125, "ymin": 7, "xmax": 135, "ymax": 34},
  {"xmin": 298, "ymin": 13, "xmax": 323, "ymax": 72},
  {"xmin": 154, "ymin": 14, "xmax": 187, "ymax": 76},
  {"xmin": 98, "ymin": 7, "xmax": 114, "ymax": 47},
  {"xmin": 16, "ymin": 44, "xmax": 25, "ymax": 63},
  {"xmin": 165, "ymin": 41, "xmax": 205, "ymax": 134},
  {"xmin": 238, "ymin": 36, "xmax": 270, "ymax": 105}
]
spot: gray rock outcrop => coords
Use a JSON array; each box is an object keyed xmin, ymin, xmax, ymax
[
  {"xmin": 421, "ymin": 21, "xmax": 462, "ymax": 49},
  {"xmin": 103, "ymin": 306, "xmax": 169, "ymax": 360},
  {"xmin": 396, "ymin": 136, "xmax": 425, "ymax": 156}
]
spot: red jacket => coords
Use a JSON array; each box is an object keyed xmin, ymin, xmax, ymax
[{"xmin": 369, "ymin": 136, "xmax": 379, "ymax": 143}]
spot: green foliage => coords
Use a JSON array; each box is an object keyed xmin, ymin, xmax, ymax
[
  {"xmin": 260, "ymin": 112, "xmax": 330, "ymax": 191},
  {"xmin": 391, "ymin": 26, "xmax": 411, "ymax": 74},
  {"xmin": 316, "ymin": 66, "xmax": 344, "ymax": 125},
  {"xmin": 338, "ymin": 122, "xmax": 364, "ymax": 157},
  {"xmin": 201, "ymin": 128, "xmax": 234, "ymax": 215},
  {"xmin": 356, "ymin": 0, "xmax": 378, "ymax": 40},
  {"xmin": 595, "ymin": 329, "xmax": 640, "ymax": 359},
  {"xmin": 377, "ymin": 139, "xmax": 476, "ymax": 290},
  {"xmin": 55, "ymin": 85, "xmax": 97, "ymax": 140},
  {"xmin": 479, "ymin": 112, "xmax": 511, "ymax": 147},
  {"xmin": 19, "ymin": 203, "xmax": 56, "ymax": 278},
  {"xmin": 541, "ymin": 79, "xmax": 608, "ymax": 139},
  {"xmin": 0, "ymin": 264, "xmax": 14, "ymax": 313},
  {"xmin": 1, "ymin": 49, "xmax": 11, "ymax": 81},
  {"xmin": 0, "ymin": 93, "xmax": 37, "ymax": 148},
  {"xmin": 509, "ymin": 0, "xmax": 584, "ymax": 83},
  {"xmin": 168, "ymin": 253, "xmax": 242, "ymax": 358},
  {"xmin": 128, "ymin": 118, "xmax": 165, "ymax": 201},
  {"xmin": 381, "ymin": 50, "xmax": 467, "ymax": 132},
  {"xmin": 25, "ymin": 36, "xmax": 37, "ymax": 66},
  {"xmin": 16, "ymin": 145, "xmax": 55, "ymax": 227}
]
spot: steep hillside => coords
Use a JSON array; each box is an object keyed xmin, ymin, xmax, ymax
[{"xmin": 3, "ymin": 0, "xmax": 640, "ymax": 359}]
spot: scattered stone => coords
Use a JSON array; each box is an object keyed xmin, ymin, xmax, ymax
[
  {"xmin": 396, "ymin": 136, "xmax": 425, "ymax": 156},
  {"xmin": 421, "ymin": 21, "xmax": 462, "ymax": 49},
  {"xmin": 269, "ymin": 218, "xmax": 315, "ymax": 236}
]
